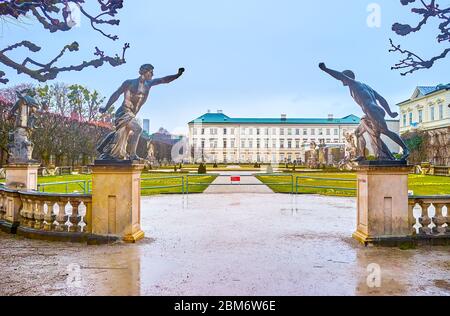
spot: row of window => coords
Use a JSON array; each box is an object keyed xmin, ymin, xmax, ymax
[
  {"xmin": 196, "ymin": 153, "xmax": 303, "ymax": 163},
  {"xmin": 402, "ymin": 104, "xmax": 446, "ymax": 127},
  {"xmin": 193, "ymin": 138, "xmax": 341, "ymax": 149},
  {"xmin": 192, "ymin": 127, "xmax": 343, "ymax": 136}
]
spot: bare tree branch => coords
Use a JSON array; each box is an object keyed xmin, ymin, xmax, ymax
[
  {"xmin": 0, "ymin": 0, "xmax": 124, "ymax": 40},
  {"xmin": 0, "ymin": 0, "xmax": 127, "ymax": 84},
  {"xmin": 0, "ymin": 41, "xmax": 130, "ymax": 83},
  {"xmin": 391, "ymin": 0, "xmax": 450, "ymax": 75}
]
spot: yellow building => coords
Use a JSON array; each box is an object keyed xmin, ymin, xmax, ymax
[
  {"xmin": 397, "ymin": 85, "xmax": 450, "ymax": 134},
  {"xmin": 397, "ymin": 85, "xmax": 450, "ymax": 167}
]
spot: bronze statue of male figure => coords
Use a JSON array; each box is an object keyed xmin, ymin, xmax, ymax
[
  {"xmin": 319, "ymin": 63, "xmax": 409, "ymax": 161},
  {"xmin": 98, "ymin": 64, "xmax": 185, "ymax": 161}
]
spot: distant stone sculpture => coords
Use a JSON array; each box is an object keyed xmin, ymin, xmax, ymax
[
  {"xmin": 7, "ymin": 90, "xmax": 40, "ymax": 164},
  {"xmin": 318, "ymin": 139, "xmax": 327, "ymax": 167},
  {"xmin": 339, "ymin": 132, "xmax": 358, "ymax": 170},
  {"xmin": 307, "ymin": 141, "xmax": 319, "ymax": 169},
  {"xmin": 319, "ymin": 63, "xmax": 410, "ymax": 162},
  {"xmin": 97, "ymin": 64, "xmax": 185, "ymax": 161}
]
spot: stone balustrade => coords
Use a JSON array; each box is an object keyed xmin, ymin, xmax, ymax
[
  {"xmin": 409, "ymin": 196, "xmax": 450, "ymax": 240},
  {"xmin": 18, "ymin": 191, "xmax": 92, "ymax": 234},
  {"xmin": 0, "ymin": 186, "xmax": 111, "ymax": 243},
  {"xmin": 0, "ymin": 186, "xmax": 6, "ymax": 221}
]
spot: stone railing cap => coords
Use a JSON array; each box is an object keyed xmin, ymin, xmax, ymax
[
  {"xmin": 18, "ymin": 190, "xmax": 91, "ymax": 199},
  {"xmin": 1, "ymin": 186, "xmax": 91, "ymax": 199},
  {"xmin": 409, "ymin": 195, "xmax": 450, "ymax": 200}
]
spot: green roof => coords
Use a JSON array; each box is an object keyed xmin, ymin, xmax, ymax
[
  {"xmin": 189, "ymin": 113, "xmax": 361, "ymax": 125},
  {"xmin": 397, "ymin": 84, "xmax": 450, "ymax": 105}
]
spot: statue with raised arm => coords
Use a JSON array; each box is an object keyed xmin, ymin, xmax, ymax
[
  {"xmin": 97, "ymin": 64, "xmax": 185, "ymax": 161},
  {"xmin": 8, "ymin": 89, "xmax": 40, "ymax": 164},
  {"xmin": 319, "ymin": 63, "xmax": 409, "ymax": 162}
]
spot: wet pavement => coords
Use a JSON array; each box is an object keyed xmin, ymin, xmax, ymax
[{"xmin": 0, "ymin": 193, "xmax": 449, "ymax": 296}]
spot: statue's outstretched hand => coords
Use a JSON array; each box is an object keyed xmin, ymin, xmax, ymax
[
  {"xmin": 391, "ymin": 112, "xmax": 399, "ymax": 118},
  {"xmin": 319, "ymin": 63, "xmax": 327, "ymax": 71},
  {"xmin": 178, "ymin": 68, "xmax": 185, "ymax": 76}
]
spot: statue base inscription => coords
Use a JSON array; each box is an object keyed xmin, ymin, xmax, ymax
[
  {"xmin": 91, "ymin": 161, "xmax": 145, "ymax": 243},
  {"xmin": 353, "ymin": 165, "xmax": 414, "ymax": 246}
]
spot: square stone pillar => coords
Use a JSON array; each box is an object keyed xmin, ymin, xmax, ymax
[
  {"xmin": 0, "ymin": 188, "xmax": 22, "ymax": 233},
  {"xmin": 5, "ymin": 163, "xmax": 40, "ymax": 191},
  {"xmin": 91, "ymin": 162, "xmax": 145, "ymax": 243},
  {"xmin": 353, "ymin": 165, "xmax": 413, "ymax": 245},
  {"xmin": 1, "ymin": 163, "xmax": 39, "ymax": 233}
]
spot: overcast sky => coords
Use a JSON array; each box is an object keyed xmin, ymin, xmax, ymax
[{"xmin": 2, "ymin": 0, "xmax": 448, "ymax": 134}]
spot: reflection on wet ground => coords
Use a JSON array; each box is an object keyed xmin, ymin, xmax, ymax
[{"xmin": 0, "ymin": 194, "xmax": 449, "ymax": 296}]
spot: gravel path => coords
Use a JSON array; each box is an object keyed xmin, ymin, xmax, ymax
[{"xmin": 204, "ymin": 172, "xmax": 273, "ymax": 194}]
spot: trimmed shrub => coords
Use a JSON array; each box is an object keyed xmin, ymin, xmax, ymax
[{"xmin": 198, "ymin": 163, "xmax": 207, "ymax": 174}]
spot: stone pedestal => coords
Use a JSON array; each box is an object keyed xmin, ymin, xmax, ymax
[
  {"xmin": 353, "ymin": 165, "xmax": 413, "ymax": 246},
  {"xmin": 91, "ymin": 161, "xmax": 145, "ymax": 243},
  {"xmin": 1, "ymin": 163, "xmax": 39, "ymax": 233},
  {"xmin": 0, "ymin": 188, "xmax": 21, "ymax": 234},
  {"xmin": 5, "ymin": 163, "xmax": 40, "ymax": 191}
]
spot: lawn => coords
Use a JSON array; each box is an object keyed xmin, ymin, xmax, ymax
[
  {"xmin": 407, "ymin": 174, "xmax": 450, "ymax": 196},
  {"xmin": 5, "ymin": 171, "xmax": 450, "ymax": 197},
  {"xmin": 257, "ymin": 173, "xmax": 450, "ymax": 197},
  {"xmin": 257, "ymin": 173, "xmax": 358, "ymax": 197},
  {"xmin": 36, "ymin": 173, "xmax": 217, "ymax": 195}
]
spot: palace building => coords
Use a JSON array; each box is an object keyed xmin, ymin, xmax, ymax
[
  {"xmin": 397, "ymin": 84, "xmax": 450, "ymax": 167},
  {"xmin": 397, "ymin": 85, "xmax": 450, "ymax": 135},
  {"xmin": 187, "ymin": 111, "xmax": 363, "ymax": 164}
]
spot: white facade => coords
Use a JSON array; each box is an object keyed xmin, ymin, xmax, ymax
[
  {"xmin": 188, "ymin": 113, "xmax": 361, "ymax": 163},
  {"xmin": 397, "ymin": 86, "xmax": 450, "ymax": 135}
]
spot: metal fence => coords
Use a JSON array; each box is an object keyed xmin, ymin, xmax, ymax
[
  {"xmin": 141, "ymin": 175, "xmax": 185, "ymax": 194},
  {"xmin": 36, "ymin": 173, "xmax": 359, "ymax": 195},
  {"xmin": 38, "ymin": 180, "xmax": 92, "ymax": 194},
  {"xmin": 295, "ymin": 176, "xmax": 357, "ymax": 194}
]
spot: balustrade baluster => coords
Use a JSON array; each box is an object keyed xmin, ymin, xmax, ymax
[
  {"xmin": 69, "ymin": 201, "xmax": 82, "ymax": 233},
  {"xmin": 445, "ymin": 203, "xmax": 450, "ymax": 234},
  {"xmin": 27, "ymin": 199, "xmax": 36, "ymax": 228},
  {"xmin": 55, "ymin": 201, "xmax": 68, "ymax": 232},
  {"xmin": 432, "ymin": 203, "xmax": 446, "ymax": 235},
  {"xmin": 408, "ymin": 201, "xmax": 417, "ymax": 235},
  {"xmin": 34, "ymin": 200, "xmax": 45, "ymax": 230},
  {"xmin": 0, "ymin": 192, "xmax": 5, "ymax": 220},
  {"xmin": 43, "ymin": 201, "xmax": 55, "ymax": 231},
  {"xmin": 418, "ymin": 202, "xmax": 432, "ymax": 235},
  {"xmin": 83, "ymin": 201, "xmax": 92, "ymax": 233},
  {"xmin": 20, "ymin": 198, "xmax": 29, "ymax": 226}
]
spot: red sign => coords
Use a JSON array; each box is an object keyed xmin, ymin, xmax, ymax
[{"xmin": 231, "ymin": 176, "xmax": 241, "ymax": 182}]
